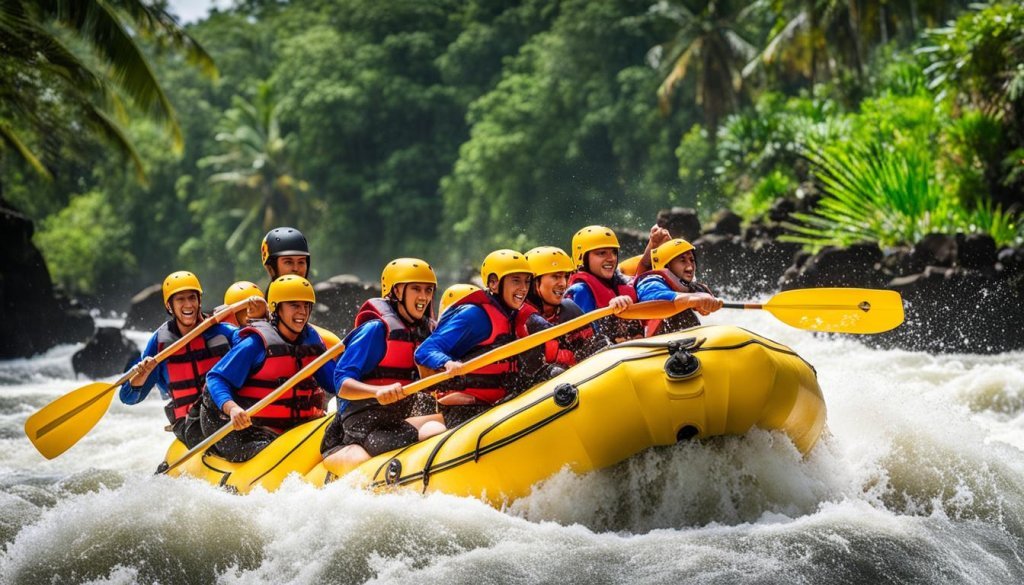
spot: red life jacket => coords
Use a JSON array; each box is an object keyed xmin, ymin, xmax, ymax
[
  {"xmin": 352, "ymin": 298, "xmax": 434, "ymax": 386},
  {"xmin": 234, "ymin": 320, "xmax": 327, "ymax": 433},
  {"xmin": 156, "ymin": 318, "xmax": 230, "ymax": 422},
  {"xmin": 634, "ymin": 269, "xmax": 713, "ymax": 337},
  {"xmin": 566, "ymin": 271, "xmax": 637, "ymax": 307},
  {"xmin": 440, "ymin": 290, "xmax": 536, "ymax": 405},
  {"xmin": 567, "ymin": 271, "xmax": 643, "ymax": 340},
  {"xmin": 520, "ymin": 300, "xmax": 587, "ymax": 368}
]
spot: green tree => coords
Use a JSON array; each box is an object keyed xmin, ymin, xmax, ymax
[
  {"xmin": 649, "ymin": 0, "xmax": 759, "ymax": 139},
  {"xmin": 198, "ymin": 85, "xmax": 309, "ymax": 257},
  {"xmin": 34, "ymin": 190, "xmax": 137, "ymax": 297},
  {"xmin": 0, "ymin": 0, "xmax": 216, "ymax": 178}
]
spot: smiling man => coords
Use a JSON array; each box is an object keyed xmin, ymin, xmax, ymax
[
  {"xmin": 634, "ymin": 238, "xmax": 723, "ymax": 336},
  {"xmin": 520, "ymin": 246, "xmax": 600, "ymax": 369},
  {"xmin": 200, "ymin": 275, "xmax": 336, "ymax": 462},
  {"xmin": 121, "ymin": 271, "xmax": 237, "ymax": 448},
  {"xmin": 414, "ymin": 249, "xmax": 541, "ymax": 427},
  {"xmin": 320, "ymin": 258, "xmax": 446, "ymax": 474}
]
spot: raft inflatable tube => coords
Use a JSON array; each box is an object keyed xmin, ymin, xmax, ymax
[{"xmin": 163, "ymin": 325, "xmax": 826, "ymax": 504}]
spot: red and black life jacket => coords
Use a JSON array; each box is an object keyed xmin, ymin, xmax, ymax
[
  {"xmin": 439, "ymin": 290, "xmax": 536, "ymax": 405},
  {"xmin": 156, "ymin": 318, "xmax": 230, "ymax": 422},
  {"xmin": 567, "ymin": 271, "xmax": 638, "ymax": 307},
  {"xmin": 352, "ymin": 298, "xmax": 434, "ymax": 386},
  {"xmin": 520, "ymin": 299, "xmax": 588, "ymax": 368},
  {"xmin": 234, "ymin": 320, "xmax": 327, "ymax": 433},
  {"xmin": 634, "ymin": 269, "xmax": 713, "ymax": 337},
  {"xmin": 567, "ymin": 271, "xmax": 643, "ymax": 340}
]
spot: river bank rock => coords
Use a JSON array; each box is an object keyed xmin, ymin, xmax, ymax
[
  {"xmin": 313, "ymin": 275, "xmax": 381, "ymax": 335},
  {"xmin": 0, "ymin": 198, "xmax": 93, "ymax": 359},
  {"xmin": 644, "ymin": 207, "xmax": 1024, "ymax": 354},
  {"xmin": 123, "ymin": 284, "xmax": 166, "ymax": 331},
  {"xmin": 72, "ymin": 327, "xmax": 138, "ymax": 378}
]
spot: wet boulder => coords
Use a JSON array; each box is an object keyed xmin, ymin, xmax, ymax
[
  {"xmin": 123, "ymin": 284, "xmax": 167, "ymax": 331},
  {"xmin": 907, "ymin": 233, "xmax": 957, "ymax": 273},
  {"xmin": 868, "ymin": 266, "xmax": 1024, "ymax": 354},
  {"xmin": 0, "ymin": 198, "xmax": 93, "ymax": 358},
  {"xmin": 72, "ymin": 327, "xmax": 138, "ymax": 379},
  {"xmin": 313, "ymin": 275, "xmax": 381, "ymax": 336},
  {"xmin": 778, "ymin": 243, "xmax": 886, "ymax": 290},
  {"xmin": 656, "ymin": 207, "xmax": 702, "ymax": 242},
  {"xmin": 705, "ymin": 210, "xmax": 743, "ymax": 237},
  {"xmin": 958, "ymin": 234, "xmax": 997, "ymax": 272},
  {"xmin": 613, "ymin": 227, "xmax": 648, "ymax": 258}
]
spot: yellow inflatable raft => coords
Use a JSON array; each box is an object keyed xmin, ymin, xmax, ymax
[{"xmin": 163, "ymin": 325, "xmax": 826, "ymax": 504}]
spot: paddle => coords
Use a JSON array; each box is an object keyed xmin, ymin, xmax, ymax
[
  {"xmin": 160, "ymin": 340, "xmax": 346, "ymax": 475},
  {"xmin": 400, "ymin": 298, "xmax": 690, "ymax": 397},
  {"xmin": 723, "ymin": 287, "xmax": 904, "ymax": 334},
  {"xmin": 24, "ymin": 299, "xmax": 252, "ymax": 459}
]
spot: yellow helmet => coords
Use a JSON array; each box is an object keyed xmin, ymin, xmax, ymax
[
  {"xmin": 267, "ymin": 275, "xmax": 315, "ymax": 312},
  {"xmin": 381, "ymin": 258, "xmax": 437, "ymax": 298},
  {"xmin": 571, "ymin": 225, "xmax": 619, "ymax": 268},
  {"xmin": 438, "ymin": 284, "xmax": 480, "ymax": 317},
  {"xmin": 619, "ymin": 254, "xmax": 641, "ymax": 277},
  {"xmin": 162, "ymin": 271, "xmax": 202, "ymax": 306},
  {"xmin": 480, "ymin": 249, "xmax": 532, "ymax": 286},
  {"xmin": 223, "ymin": 281, "xmax": 264, "ymax": 305},
  {"xmin": 651, "ymin": 238, "xmax": 695, "ymax": 271},
  {"xmin": 525, "ymin": 246, "xmax": 574, "ymax": 277}
]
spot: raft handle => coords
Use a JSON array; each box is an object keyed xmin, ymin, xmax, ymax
[
  {"xmin": 385, "ymin": 459, "xmax": 403, "ymax": 485},
  {"xmin": 664, "ymin": 344, "xmax": 701, "ymax": 380}
]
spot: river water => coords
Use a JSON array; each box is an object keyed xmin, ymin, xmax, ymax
[{"xmin": 1, "ymin": 311, "xmax": 1022, "ymax": 584}]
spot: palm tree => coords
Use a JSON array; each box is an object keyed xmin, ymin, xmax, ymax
[
  {"xmin": 198, "ymin": 84, "xmax": 310, "ymax": 255},
  {"xmin": 648, "ymin": 0, "xmax": 759, "ymax": 141},
  {"xmin": 0, "ymin": 0, "xmax": 216, "ymax": 179},
  {"xmin": 743, "ymin": 0, "xmax": 866, "ymax": 88}
]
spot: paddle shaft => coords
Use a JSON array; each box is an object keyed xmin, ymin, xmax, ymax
[
  {"xmin": 401, "ymin": 298, "xmax": 689, "ymax": 397},
  {"xmin": 161, "ymin": 340, "xmax": 345, "ymax": 475},
  {"xmin": 31, "ymin": 299, "xmax": 251, "ymax": 442}
]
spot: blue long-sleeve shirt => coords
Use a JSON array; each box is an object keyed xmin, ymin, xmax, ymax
[
  {"xmin": 635, "ymin": 274, "xmax": 680, "ymax": 302},
  {"xmin": 413, "ymin": 304, "xmax": 496, "ymax": 370},
  {"xmin": 564, "ymin": 282, "xmax": 597, "ymax": 313},
  {"xmin": 205, "ymin": 325, "xmax": 337, "ymax": 410},
  {"xmin": 119, "ymin": 322, "xmax": 238, "ymax": 405},
  {"xmin": 334, "ymin": 320, "xmax": 388, "ymax": 389}
]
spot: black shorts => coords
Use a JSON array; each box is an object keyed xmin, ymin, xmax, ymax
[
  {"xmin": 439, "ymin": 403, "xmax": 490, "ymax": 428},
  {"xmin": 198, "ymin": 392, "xmax": 279, "ymax": 463},
  {"xmin": 321, "ymin": 393, "xmax": 437, "ymax": 457}
]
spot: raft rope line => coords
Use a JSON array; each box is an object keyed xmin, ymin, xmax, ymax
[
  {"xmin": 612, "ymin": 326, "xmax": 817, "ymax": 373},
  {"xmin": 371, "ymin": 350, "xmax": 666, "ymax": 491}
]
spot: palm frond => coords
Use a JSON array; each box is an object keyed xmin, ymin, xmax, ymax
[{"xmin": 0, "ymin": 122, "xmax": 53, "ymax": 180}]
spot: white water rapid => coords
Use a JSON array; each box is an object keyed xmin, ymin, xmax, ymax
[{"xmin": 2, "ymin": 311, "xmax": 1022, "ymax": 584}]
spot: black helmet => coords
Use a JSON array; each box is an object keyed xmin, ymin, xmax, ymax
[{"xmin": 261, "ymin": 227, "xmax": 310, "ymax": 266}]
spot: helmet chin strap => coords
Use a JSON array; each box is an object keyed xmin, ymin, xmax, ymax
[
  {"xmin": 273, "ymin": 310, "xmax": 305, "ymax": 339},
  {"xmin": 393, "ymin": 285, "xmax": 426, "ymax": 324}
]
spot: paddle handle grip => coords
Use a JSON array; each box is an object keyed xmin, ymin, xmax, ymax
[
  {"xmin": 161, "ymin": 340, "xmax": 345, "ymax": 475},
  {"xmin": 722, "ymin": 302, "xmax": 763, "ymax": 310}
]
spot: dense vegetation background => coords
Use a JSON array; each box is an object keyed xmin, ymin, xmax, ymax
[{"xmin": 2, "ymin": 0, "xmax": 1022, "ymax": 310}]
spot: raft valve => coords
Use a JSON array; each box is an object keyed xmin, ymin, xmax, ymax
[{"xmin": 553, "ymin": 383, "xmax": 578, "ymax": 407}]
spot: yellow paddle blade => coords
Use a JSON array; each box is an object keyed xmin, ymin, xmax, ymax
[
  {"xmin": 24, "ymin": 381, "xmax": 118, "ymax": 459},
  {"xmin": 763, "ymin": 288, "xmax": 904, "ymax": 334}
]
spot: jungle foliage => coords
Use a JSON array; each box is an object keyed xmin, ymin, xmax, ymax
[{"xmin": 1, "ymin": 0, "xmax": 1021, "ymax": 305}]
